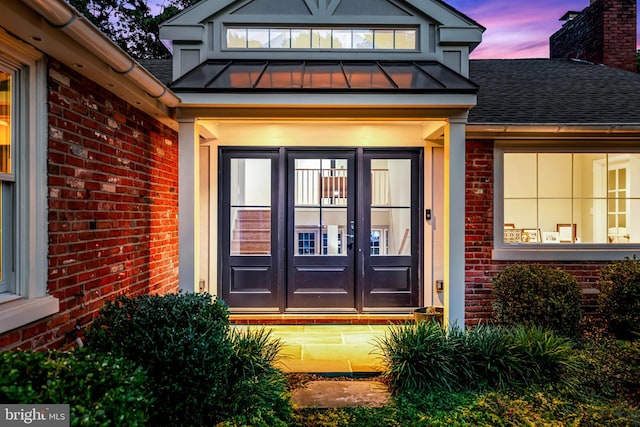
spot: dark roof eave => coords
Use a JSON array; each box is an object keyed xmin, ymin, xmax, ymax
[
  {"xmin": 171, "ymin": 88, "xmax": 478, "ymax": 95},
  {"xmin": 467, "ymin": 122, "xmax": 640, "ymax": 137}
]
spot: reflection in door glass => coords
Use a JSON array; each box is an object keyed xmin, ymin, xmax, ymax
[
  {"xmin": 294, "ymin": 158, "xmax": 348, "ymax": 256},
  {"xmin": 230, "ymin": 158, "xmax": 271, "ymax": 255},
  {"xmin": 371, "ymin": 159, "xmax": 411, "ymax": 256}
]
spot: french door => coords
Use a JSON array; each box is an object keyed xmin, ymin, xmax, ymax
[
  {"xmin": 220, "ymin": 148, "xmax": 421, "ymax": 312},
  {"xmin": 286, "ymin": 151, "xmax": 356, "ymax": 310}
]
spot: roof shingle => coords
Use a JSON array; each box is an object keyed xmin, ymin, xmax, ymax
[{"xmin": 469, "ymin": 59, "xmax": 640, "ymax": 125}]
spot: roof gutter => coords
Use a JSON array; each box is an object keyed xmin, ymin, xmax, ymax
[
  {"xmin": 467, "ymin": 123, "xmax": 640, "ymax": 135},
  {"xmin": 21, "ymin": 0, "xmax": 180, "ymax": 108}
]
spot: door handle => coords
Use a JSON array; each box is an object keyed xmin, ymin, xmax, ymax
[{"xmin": 347, "ymin": 220, "xmax": 355, "ymax": 249}]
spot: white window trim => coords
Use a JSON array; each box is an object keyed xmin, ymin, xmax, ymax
[
  {"xmin": 0, "ymin": 32, "xmax": 58, "ymax": 335},
  {"xmin": 493, "ymin": 142, "xmax": 640, "ymax": 262}
]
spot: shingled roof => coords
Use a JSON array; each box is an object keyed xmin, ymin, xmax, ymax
[
  {"xmin": 138, "ymin": 59, "xmax": 174, "ymax": 86},
  {"xmin": 469, "ymin": 59, "xmax": 640, "ymax": 125},
  {"xmin": 141, "ymin": 58, "xmax": 640, "ymax": 126}
]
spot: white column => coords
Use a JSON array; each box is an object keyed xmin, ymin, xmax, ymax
[
  {"xmin": 178, "ymin": 119, "xmax": 200, "ymax": 293},
  {"xmin": 443, "ymin": 117, "xmax": 467, "ymax": 328}
]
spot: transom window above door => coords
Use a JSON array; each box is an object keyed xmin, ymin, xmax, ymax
[{"xmin": 498, "ymin": 149, "xmax": 640, "ymax": 248}]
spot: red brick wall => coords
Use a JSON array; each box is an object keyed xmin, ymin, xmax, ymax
[
  {"xmin": 550, "ymin": 0, "xmax": 637, "ymax": 73},
  {"xmin": 602, "ymin": 0, "xmax": 637, "ymax": 72},
  {"xmin": 464, "ymin": 140, "xmax": 607, "ymax": 326},
  {"xmin": 0, "ymin": 60, "xmax": 179, "ymax": 351}
]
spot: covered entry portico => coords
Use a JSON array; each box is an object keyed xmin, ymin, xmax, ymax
[
  {"xmin": 177, "ymin": 108, "xmax": 471, "ymax": 326},
  {"xmin": 161, "ymin": 0, "xmax": 483, "ymax": 326}
]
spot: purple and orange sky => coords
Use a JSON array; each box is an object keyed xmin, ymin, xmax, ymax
[
  {"xmin": 150, "ymin": 0, "xmax": 637, "ymax": 59},
  {"xmin": 447, "ymin": 0, "xmax": 639, "ymax": 58}
]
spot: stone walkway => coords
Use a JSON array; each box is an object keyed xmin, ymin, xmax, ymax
[
  {"xmin": 291, "ymin": 380, "xmax": 391, "ymax": 408},
  {"xmin": 231, "ymin": 324, "xmax": 398, "ymax": 408},
  {"xmin": 234, "ymin": 324, "xmax": 395, "ymax": 375}
]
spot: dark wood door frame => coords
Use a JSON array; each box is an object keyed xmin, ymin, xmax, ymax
[
  {"xmin": 359, "ymin": 149, "xmax": 422, "ymax": 311},
  {"xmin": 220, "ymin": 147, "xmax": 422, "ymax": 313},
  {"xmin": 219, "ymin": 148, "xmax": 284, "ymax": 311},
  {"xmin": 285, "ymin": 149, "xmax": 356, "ymax": 311}
]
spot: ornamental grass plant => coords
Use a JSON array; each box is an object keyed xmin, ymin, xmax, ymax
[{"xmin": 375, "ymin": 322, "xmax": 578, "ymax": 395}]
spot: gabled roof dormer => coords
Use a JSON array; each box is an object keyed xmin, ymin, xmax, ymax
[{"xmin": 160, "ymin": 0, "xmax": 484, "ymax": 81}]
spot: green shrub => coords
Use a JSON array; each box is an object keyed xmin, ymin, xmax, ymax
[
  {"xmin": 492, "ymin": 264, "xmax": 583, "ymax": 339},
  {"xmin": 572, "ymin": 338, "xmax": 640, "ymax": 405},
  {"xmin": 0, "ymin": 350, "xmax": 151, "ymax": 426},
  {"xmin": 375, "ymin": 321, "xmax": 458, "ymax": 393},
  {"xmin": 597, "ymin": 257, "xmax": 640, "ymax": 340},
  {"xmin": 375, "ymin": 323, "xmax": 578, "ymax": 395},
  {"xmin": 461, "ymin": 323, "xmax": 524, "ymax": 389},
  {"xmin": 508, "ymin": 325, "xmax": 578, "ymax": 387},
  {"xmin": 225, "ymin": 327, "xmax": 293, "ymax": 426},
  {"xmin": 86, "ymin": 292, "xmax": 233, "ymax": 426}
]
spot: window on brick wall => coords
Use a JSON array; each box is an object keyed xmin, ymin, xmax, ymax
[
  {"xmin": 0, "ymin": 69, "xmax": 13, "ymax": 294},
  {"xmin": 0, "ymin": 33, "xmax": 58, "ymax": 334},
  {"xmin": 494, "ymin": 143, "xmax": 640, "ymax": 261}
]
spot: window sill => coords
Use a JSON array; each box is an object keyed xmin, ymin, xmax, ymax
[
  {"xmin": 0, "ymin": 296, "xmax": 60, "ymax": 334},
  {"xmin": 492, "ymin": 247, "xmax": 640, "ymax": 262}
]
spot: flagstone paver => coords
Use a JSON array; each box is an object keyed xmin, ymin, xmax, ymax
[
  {"xmin": 233, "ymin": 324, "xmax": 398, "ymax": 374},
  {"xmin": 292, "ymin": 380, "xmax": 391, "ymax": 408}
]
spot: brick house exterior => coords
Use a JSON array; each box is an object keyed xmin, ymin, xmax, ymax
[
  {"xmin": 463, "ymin": 0, "xmax": 640, "ymax": 325},
  {"xmin": 0, "ymin": 60, "xmax": 179, "ymax": 351},
  {"xmin": 0, "ymin": 1, "xmax": 180, "ymax": 351},
  {"xmin": 464, "ymin": 139, "xmax": 607, "ymax": 326}
]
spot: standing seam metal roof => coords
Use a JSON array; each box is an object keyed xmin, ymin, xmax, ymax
[{"xmin": 169, "ymin": 59, "xmax": 478, "ymax": 94}]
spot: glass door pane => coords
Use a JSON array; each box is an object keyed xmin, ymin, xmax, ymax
[
  {"xmin": 294, "ymin": 158, "xmax": 348, "ymax": 256},
  {"xmin": 230, "ymin": 158, "xmax": 272, "ymax": 255},
  {"xmin": 370, "ymin": 159, "xmax": 411, "ymax": 255}
]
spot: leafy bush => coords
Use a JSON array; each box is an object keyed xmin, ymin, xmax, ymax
[
  {"xmin": 572, "ymin": 337, "xmax": 640, "ymax": 405},
  {"xmin": 0, "ymin": 350, "xmax": 151, "ymax": 426},
  {"xmin": 293, "ymin": 387, "xmax": 640, "ymax": 427},
  {"xmin": 597, "ymin": 257, "xmax": 640, "ymax": 340},
  {"xmin": 86, "ymin": 293, "xmax": 293, "ymax": 426},
  {"xmin": 86, "ymin": 292, "xmax": 233, "ymax": 426},
  {"xmin": 375, "ymin": 322, "xmax": 578, "ymax": 395},
  {"xmin": 492, "ymin": 264, "xmax": 583, "ymax": 339}
]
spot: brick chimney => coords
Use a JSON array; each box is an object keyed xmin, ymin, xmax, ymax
[{"xmin": 550, "ymin": 0, "xmax": 637, "ymax": 72}]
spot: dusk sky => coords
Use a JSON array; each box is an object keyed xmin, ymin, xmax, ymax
[
  {"xmin": 149, "ymin": 0, "xmax": 638, "ymax": 59},
  {"xmin": 446, "ymin": 0, "xmax": 639, "ymax": 59}
]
